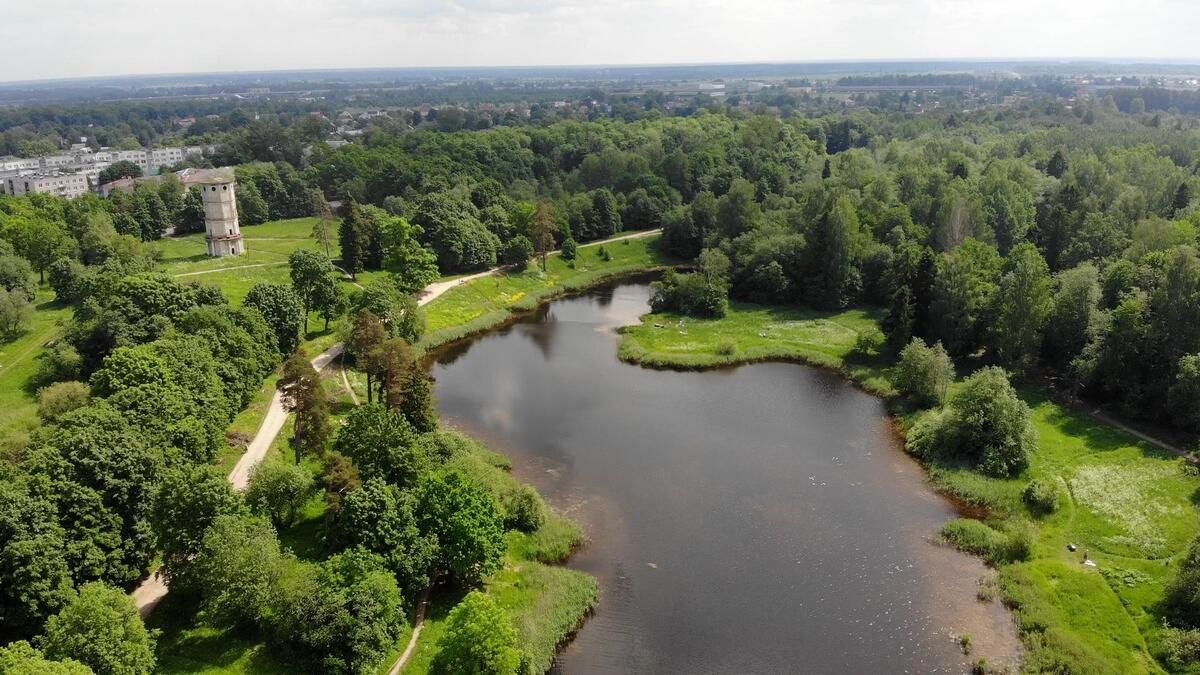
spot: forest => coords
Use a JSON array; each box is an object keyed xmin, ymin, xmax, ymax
[{"xmin": 3, "ymin": 85, "xmax": 1200, "ymax": 673}]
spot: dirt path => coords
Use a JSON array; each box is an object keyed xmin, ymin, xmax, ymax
[
  {"xmin": 340, "ymin": 351, "xmax": 360, "ymax": 406},
  {"xmin": 388, "ymin": 586, "xmax": 432, "ymax": 675},
  {"xmin": 132, "ymin": 343, "xmax": 344, "ymax": 616},
  {"xmin": 173, "ymin": 261, "xmax": 287, "ymax": 277},
  {"xmin": 1084, "ymin": 406, "xmax": 1187, "ymax": 456}
]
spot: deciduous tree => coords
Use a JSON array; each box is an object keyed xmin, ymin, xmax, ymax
[
  {"xmin": 40, "ymin": 582, "xmax": 156, "ymax": 675},
  {"xmin": 430, "ymin": 591, "xmax": 522, "ymax": 675}
]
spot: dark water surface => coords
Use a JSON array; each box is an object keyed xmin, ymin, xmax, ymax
[{"xmin": 431, "ymin": 281, "xmax": 1019, "ymax": 674}]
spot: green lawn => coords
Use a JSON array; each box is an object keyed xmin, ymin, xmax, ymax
[
  {"xmin": 618, "ymin": 298, "xmax": 1197, "ymax": 674},
  {"xmin": 154, "ymin": 217, "xmax": 335, "ymax": 301},
  {"xmin": 618, "ymin": 300, "xmax": 894, "ymax": 395},
  {"xmin": 0, "ymin": 288, "xmax": 74, "ymax": 439},
  {"xmin": 925, "ymin": 391, "xmax": 1194, "ymax": 674},
  {"xmin": 156, "ymin": 218, "xmax": 328, "ymax": 259},
  {"xmin": 419, "ymin": 233, "xmax": 674, "ymax": 349}
]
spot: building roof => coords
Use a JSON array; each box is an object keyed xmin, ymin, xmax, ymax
[
  {"xmin": 177, "ymin": 167, "xmax": 235, "ymax": 185},
  {"xmin": 98, "ymin": 176, "xmax": 140, "ymax": 193}
]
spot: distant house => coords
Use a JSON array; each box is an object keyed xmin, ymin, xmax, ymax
[{"xmin": 98, "ymin": 176, "xmax": 141, "ymax": 197}]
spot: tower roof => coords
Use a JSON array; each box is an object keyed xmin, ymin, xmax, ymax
[{"xmin": 177, "ymin": 167, "xmax": 235, "ymax": 185}]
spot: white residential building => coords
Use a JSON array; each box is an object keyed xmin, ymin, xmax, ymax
[
  {"xmin": 2, "ymin": 172, "xmax": 89, "ymax": 198},
  {"xmin": 0, "ymin": 144, "xmax": 218, "ymax": 198}
]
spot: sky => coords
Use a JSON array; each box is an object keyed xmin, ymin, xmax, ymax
[{"xmin": 2, "ymin": 0, "xmax": 1198, "ymax": 82}]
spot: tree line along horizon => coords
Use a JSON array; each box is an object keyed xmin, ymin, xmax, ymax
[{"xmin": 3, "ymin": 93, "xmax": 1200, "ymax": 672}]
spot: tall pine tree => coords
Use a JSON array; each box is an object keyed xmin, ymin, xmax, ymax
[{"xmin": 339, "ymin": 202, "xmax": 365, "ymax": 280}]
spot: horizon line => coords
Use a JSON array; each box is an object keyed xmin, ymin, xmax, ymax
[{"xmin": 4, "ymin": 56, "xmax": 1200, "ymax": 89}]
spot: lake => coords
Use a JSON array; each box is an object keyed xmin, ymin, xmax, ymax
[{"xmin": 431, "ymin": 280, "xmax": 1019, "ymax": 674}]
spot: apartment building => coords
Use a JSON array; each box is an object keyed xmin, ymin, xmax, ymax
[
  {"xmin": 1, "ymin": 172, "xmax": 90, "ymax": 198},
  {"xmin": 0, "ymin": 144, "xmax": 217, "ymax": 197}
]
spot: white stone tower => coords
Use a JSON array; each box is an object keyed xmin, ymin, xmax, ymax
[{"xmin": 199, "ymin": 171, "xmax": 244, "ymax": 257}]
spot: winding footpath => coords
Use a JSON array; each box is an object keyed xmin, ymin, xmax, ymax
[
  {"xmin": 173, "ymin": 261, "xmax": 288, "ymax": 277},
  {"xmin": 132, "ymin": 345, "xmax": 345, "ymax": 616},
  {"xmin": 133, "ymin": 228, "xmax": 663, "ymax": 670}
]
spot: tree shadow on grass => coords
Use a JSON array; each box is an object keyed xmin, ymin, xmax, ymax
[
  {"xmin": 147, "ymin": 594, "xmax": 250, "ymax": 673},
  {"xmin": 1020, "ymin": 388, "xmax": 1179, "ymax": 461},
  {"xmin": 303, "ymin": 326, "xmax": 335, "ymax": 343},
  {"xmin": 279, "ymin": 509, "xmax": 327, "ymax": 563},
  {"xmin": 330, "ymin": 398, "xmax": 357, "ymax": 417},
  {"xmin": 161, "ymin": 252, "xmax": 211, "ymax": 266}
]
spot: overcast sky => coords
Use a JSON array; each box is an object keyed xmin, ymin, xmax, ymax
[{"xmin": 2, "ymin": 0, "xmax": 1198, "ymax": 82}]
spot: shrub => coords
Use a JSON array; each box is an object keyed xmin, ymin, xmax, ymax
[
  {"xmin": 894, "ymin": 338, "xmax": 954, "ymax": 407},
  {"xmin": 597, "ymin": 245, "xmax": 611, "ymax": 262},
  {"xmin": 417, "ymin": 430, "xmax": 480, "ymax": 464},
  {"xmin": 903, "ymin": 408, "xmax": 954, "ymax": 460},
  {"xmin": 505, "ymin": 485, "xmax": 546, "ymax": 532},
  {"xmin": 32, "ymin": 343, "xmax": 82, "ymax": 390},
  {"xmin": 561, "ymin": 237, "xmax": 578, "ymax": 261},
  {"xmin": 500, "ymin": 235, "xmax": 534, "ymax": 269},
  {"xmin": 431, "ymin": 591, "xmax": 522, "ymax": 675},
  {"xmin": 40, "ymin": 582, "xmax": 157, "ymax": 675},
  {"xmin": 649, "ymin": 269, "xmax": 728, "ymax": 318},
  {"xmin": 37, "ymin": 381, "xmax": 90, "ymax": 422},
  {"xmin": 1022, "ymin": 479, "xmax": 1061, "ymax": 514},
  {"xmin": 904, "ymin": 367, "xmax": 1035, "ymax": 477},
  {"xmin": 716, "ymin": 339, "xmax": 738, "ymax": 356},
  {"xmin": 1162, "ymin": 624, "xmax": 1200, "ymax": 667},
  {"xmin": 940, "ymin": 518, "xmax": 1032, "ymax": 564},
  {"xmin": 1167, "ymin": 535, "xmax": 1200, "ymax": 627},
  {"xmin": 246, "ymin": 461, "xmax": 316, "ymax": 529},
  {"xmin": 850, "ymin": 329, "xmax": 885, "ymax": 358},
  {"xmin": 0, "ymin": 641, "xmax": 91, "ymax": 674}
]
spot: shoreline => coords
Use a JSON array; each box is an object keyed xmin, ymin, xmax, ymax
[
  {"xmin": 426, "ymin": 277, "xmax": 1022, "ymax": 671},
  {"xmin": 418, "ymin": 266, "xmax": 675, "ymax": 355},
  {"xmin": 616, "ymin": 298, "xmax": 1192, "ymax": 673}
]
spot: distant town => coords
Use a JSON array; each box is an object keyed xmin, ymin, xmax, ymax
[{"xmin": 6, "ymin": 64, "xmax": 1200, "ymax": 201}]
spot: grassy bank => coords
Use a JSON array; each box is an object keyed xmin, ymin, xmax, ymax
[
  {"xmin": 617, "ymin": 300, "xmax": 895, "ymax": 396},
  {"xmin": 401, "ymin": 433, "xmax": 598, "ymax": 674},
  {"xmin": 618, "ymin": 299, "xmax": 1199, "ymax": 674},
  {"xmin": 418, "ymin": 233, "xmax": 673, "ymax": 350}
]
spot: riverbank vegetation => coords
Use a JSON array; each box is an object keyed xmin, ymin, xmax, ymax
[
  {"xmin": 419, "ymin": 233, "xmax": 672, "ymax": 350},
  {"xmin": 622, "ymin": 302, "xmax": 1198, "ymax": 673}
]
